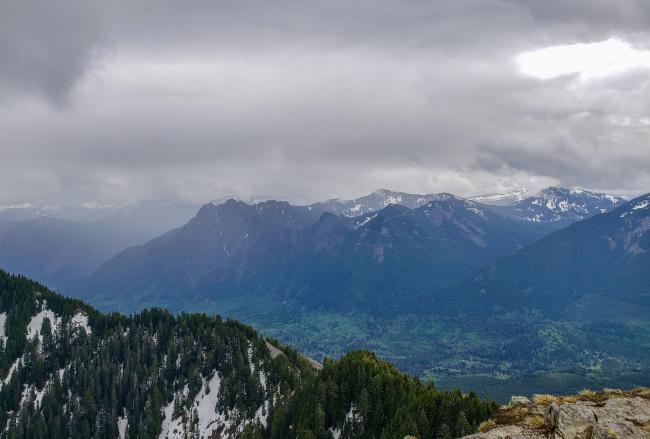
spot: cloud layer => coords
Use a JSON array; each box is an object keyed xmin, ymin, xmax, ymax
[{"xmin": 1, "ymin": 0, "xmax": 650, "ymax": 204}]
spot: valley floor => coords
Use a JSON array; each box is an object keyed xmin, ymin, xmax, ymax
[{"xmin": 93, "ymin": 295, "xmax": 650, "ymax": 403}]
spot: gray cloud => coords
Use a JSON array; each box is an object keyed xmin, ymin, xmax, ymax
[
  {"xmin": 0, "ymin": 0, "xmax": 649, "ymax": 204},
  {"xmin": 0, "ymin": 0, "xmax": 106, "ymax": 105}
]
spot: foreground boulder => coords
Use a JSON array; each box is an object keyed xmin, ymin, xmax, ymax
[{"xmin": 465, "ymin": 387, "xmax": 650, "ymax": 439}]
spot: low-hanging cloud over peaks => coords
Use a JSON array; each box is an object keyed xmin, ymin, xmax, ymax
[{"xmin": 1, "ymin": 0, "xmax": 649, "ymax": 204}]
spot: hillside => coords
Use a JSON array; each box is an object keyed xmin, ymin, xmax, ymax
[
  {"xmin": 0, "ymin": 269, "xmax": 496, "ymax": 438},
  {"xmin": 449, "ymin": 193, "xmax": 650, "ymax": 315},
  {"xmin": 420, "ymin": 194, "xmax": 650, "ymax": 396}
]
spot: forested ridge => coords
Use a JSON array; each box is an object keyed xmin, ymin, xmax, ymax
[{"xmin": 0, "ymin": 269, "xmax": 496, "ymax": 438}]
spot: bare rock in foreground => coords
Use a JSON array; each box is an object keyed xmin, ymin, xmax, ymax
[{"xmin": 465, "ymin": 387, "xmax": 650, "ymax": 439}]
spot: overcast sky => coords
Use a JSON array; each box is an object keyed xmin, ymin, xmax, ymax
[{"xmin": 1, "ymin": 0, "xmax": 650, "ymax": 205}]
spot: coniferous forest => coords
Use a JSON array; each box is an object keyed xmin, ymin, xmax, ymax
[{"xmin": 0, "ymin": 269, "xmax": 496, "ymax": 438}]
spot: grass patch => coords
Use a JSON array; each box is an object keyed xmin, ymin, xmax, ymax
[{"xmin": 478, "ymin": 419, "xmax": 496, "ymax": 432}]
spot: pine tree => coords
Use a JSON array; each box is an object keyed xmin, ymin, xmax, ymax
[
  {"xmin": 437, "ymin": 422, "xmax": 452, "ymax": 439},
  {"xmin": 456, "ymin": 411, "xmax": 472, "ymax": 437}
]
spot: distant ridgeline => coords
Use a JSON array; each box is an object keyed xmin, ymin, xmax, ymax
[{"xmin": 0, "ymin": 269, "xmax": 496, "ymax": 439}]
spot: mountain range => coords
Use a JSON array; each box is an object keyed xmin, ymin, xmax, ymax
[
  {"xmin": 1, "ymin": 186, "xmax": 646, "ymax": 399},
  {"xmin": 81, "ymin": 187, "xmax": 627, "ymax": 309},
  {"xmin": 84, "ymin": 194, "xmax": 547, "ymax": 310}
]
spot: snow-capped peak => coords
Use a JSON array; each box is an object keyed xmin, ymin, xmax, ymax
[{"xmin": 509, "ymin": 187, "xmax": 625, "ymax": 224}]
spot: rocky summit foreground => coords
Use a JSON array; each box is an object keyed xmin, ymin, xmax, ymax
[{"xmin": 466, "ymin": 387, "xmax": 650, "ymax": 439}]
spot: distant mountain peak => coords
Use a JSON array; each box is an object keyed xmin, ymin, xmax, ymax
[
  {"xmin": 539, "ymin": 186, "xmax": 625, "ymax": 203},
  {"xmin": 501, "ymin": 186, "xmax": 626, "ymax": 225}
]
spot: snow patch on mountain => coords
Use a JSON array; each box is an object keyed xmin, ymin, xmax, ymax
[
  {"xmin": 71, "ymin": 312, "xmax": 91, "ymax": 334},
  {"xmin": 509, "ymin": 187, "xmax": 624, "ymax": 224},
  {"xmin": 159, "ymin": 393, "xmax": 183, "ymax": 439},
  {"xmin": 0, "ymin": 357, "xmax": 21, "ymax": 390},
  {"xmin": 314, "ymin": 189, "xmax": 454, "ymax": 217},
  {"xmin": 20, "ymin": 382, "xmax": 48, "ymax": 408},
  {"xmin": 194, "ymin": 373, "xmax": 232, "ymax": 438},
  {"xmin": 27, "ymin": 308, "xmax": 61, "ymax": 343},
  {"xmin": 329, "ymin": 404, "xmax": 359, "ymax": 439},
  {"xmin": 354, "ymin": 214, "xmax": 378, "ymax": 229},
  {"xmin": 0, "ymin": 312, "xmax": 6, "ymax": 347},
  {"xmin": 470, "ymin": 187, "xmax": 528, "ymax": 206},
  {"xmin": 118, "ymin": 415, "xmax": 128, "ymax": 439},
  {"xmin": 159, "ymin": 371, "xmax": 265, "ymax": 439}
]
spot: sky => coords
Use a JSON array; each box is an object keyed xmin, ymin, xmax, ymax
[{"xmin": 1, "ymin": 0, "xmax": 650, "ymax": 205}]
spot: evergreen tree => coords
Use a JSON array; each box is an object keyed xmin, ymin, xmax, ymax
[{"xmin": 437, "ymin": 422, "xmax": 452, "ymax": 439}]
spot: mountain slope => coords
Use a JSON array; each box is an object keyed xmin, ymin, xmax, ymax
[
  {"xmin": 0, "ymin": 269, "xmax": 496, "ymax": 438},
  {"xmin": 86, "ymin": 200, "xmax": 325, "ymax": 299},
  {"xmin": 449, "ymin": 193, "xmax": 650, "ymax": 316},
  {"xmin": 408, "ymin": 194, "xmax": 650, "ymax": 383}
]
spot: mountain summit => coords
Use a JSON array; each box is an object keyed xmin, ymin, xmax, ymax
[{"xmin": 492, "ymin": 187, "xmax": 625, "ymax": 227}]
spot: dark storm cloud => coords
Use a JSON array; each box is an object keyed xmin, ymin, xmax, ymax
[
  {"xmin": 1, "ymin": 0, "xmax": 649, "ymax": 204},
  {"xmin": 0, "ymin": 0, "xmax": 106, "ymax": 105}
]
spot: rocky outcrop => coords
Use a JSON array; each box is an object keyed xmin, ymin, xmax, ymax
[{"xmin": 465, "ymin": 388, "xmax": 650, "ymax": 439}]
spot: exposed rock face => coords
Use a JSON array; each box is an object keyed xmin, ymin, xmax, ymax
[
  {"xmin": 510, "ymin": 396, "xmax": 531, "ymax": 405},
  {"xmin": 465, "ymin": 388, "xmax": 650, "ymax": 439}
]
